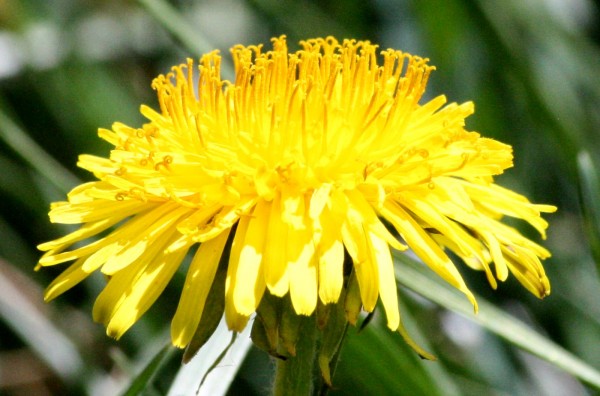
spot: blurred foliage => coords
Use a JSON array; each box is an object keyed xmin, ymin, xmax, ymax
[{"xmin": 1, "ymin": 0, "xmax": 600, "ymax": 395}]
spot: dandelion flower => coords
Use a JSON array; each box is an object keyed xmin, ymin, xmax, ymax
[{"xmin": 37, "ymin": 36, "xmax": 556, "ymax": 354}]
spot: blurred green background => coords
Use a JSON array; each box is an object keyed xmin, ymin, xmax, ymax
[{"xmin": 1, "ymin": 0, "xmax": 600, "ymax": 395}]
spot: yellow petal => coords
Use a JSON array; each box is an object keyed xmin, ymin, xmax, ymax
[
  {"xmin": 309, "ymin": 183, "xmax": 332, "ymax": 219},
  {"xmin": 316, "ymin": 206, "xmax": 345, "ymax": 304},
  {"xmin": 480, "ymin": 231, "xmax": 508, "ymax": 281},
  {"xmin": 102, "ymin": 206, "xmax": 190, "ymax": 275},
  {"xmin": 171, "ymin": 229, "xmax": 230, "ymax": 348},
  {"xmin": 92, "ymin": 228, "xmax": 177, "ymax": 326},
  {"xmin": 44, "ymin": 257, "xmax": 90, "ymax": 302},
  {"xmin": 287, "ymin": 210, "xmax": 318, "ymax": 316},
  {"xmin": 382, "ymin": 200, "xmax": 477, "ymax": 311},
  {"xmin": 40, "ymin": 203, "xmax": 177, "ymax": 267},
  {"xmin": 399, "ymin": 193, "xmax": 496, "ymax": 284},
  {"xmin": 281, "ymin": 185, "xmax": 306, "ymax": 229},
  {"xmin": 192, "ymin": 197, "xmax": 257, "ymax": 243},
  {"xmin": 49, "ymin": 199, "xmax": 144, "ymax": 224},
  {"xmin": 176, "ymin": 203, "xmax": 222, "ymax": 235},
  {"xmin": 233, "ymin": 200, "xmax": 269, "ymax": 315},
  {"xmin": 264, "ymin": 193, "xmax": 290, "ymax": 296},
  {"xmin": 82, "ymin": 243, "xmax": 124, "ymax": 272},
  {"xmin": 225, "ymin": 215, "xmax": 252, "ymax": 332},
  {"xmin": 346, "ymin": 189, "xmax": 406, "ymax": 251},
  {"xmin": 503, "ymin": 244, "xmax": 550, "ymax": 298},
  {"xmin": 286, "ymin": 198, "xmax": 318, "ymax": 315},
  {"xmin": 367, "ymin": 232, "xmax": 399, "ymax": 330},
  {"xmin": 104, "ymin": 235, "xmax": 191, "ymax": 339},
  {"xmin": 336, "ymin": 191, "xmax": 379, "ymax": 311},
  {"xmin": 40, "ymin": 236, "xmax": 114, "ymax": 267},
  {"xmin": 464, "ymin": 182, "xmax": 556, "ymax": 238},
  {"xmin": 37, "ymin": 216, "xmax": 124, "ymax": 252}
]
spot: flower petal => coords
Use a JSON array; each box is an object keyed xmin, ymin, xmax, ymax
[
  {"xmin": 92, "ymin": 228, "xmax": 177, "ymax": 327},
  {"xmin": 287, "ymin": 207, "xmax": 318, "ymax": 316},
  {"xmin": 102, "ymin": 206, "xmax": 190, "ymax": 275},
  {"xmin": 382, "ymin": 200, "xmax": 477, "ymax": 311},
  {"xmin": 233, "ymin": 200, "xmax": 269, "ymax": 315},
  {"xmin": 367, "ymin": 232, "xmax": 400, "ymax": 330},
  {"xmin": 316, "ymin": 206, "xmax": 345, "ymax": 304},
  {"xmin": 102, "ymin": 234, "xmax": 190, "ymax": 339},
  {"xmin": 171, "ymin": 229, "xmax": 230, "ymax": 348},
  {"xmin": 225, "ymin": 215, "xmax": 252, "ymax": 332},
  {"xmin": 335, "ymin": 191, "xmax": 379, "ymax": 311},
  {"xmin": 264, "ymin": 193, "xmax": 290, "ymax": 296},
  {"xmin": 43, "ymin": 257, "xmax": 90, "ymax": 302}
]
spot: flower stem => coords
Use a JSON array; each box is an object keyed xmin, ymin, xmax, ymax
[{"xmin": 273, "ymin": 314, "xmax": 318, "ymax": 396}]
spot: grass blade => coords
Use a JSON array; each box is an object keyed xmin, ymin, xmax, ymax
[
  {"xmin": 0, "ymin": 103, "xmax": 79, "ymax": 194},
  {"xmin": 394, "ymin": 252, "xmax": 600, "ymax": 389},
  {"xmin": 121, "ymin": 343, "xmax": 178, "ymax": 396},
  {"xmin": 168, "ymin": 316, "xmax": 253, "ymax": 396},
  {"xmin": 577, "ymin": 150, "xmax": 600, "ymax": 272}
]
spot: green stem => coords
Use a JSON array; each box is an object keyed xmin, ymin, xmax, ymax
[
  {"xmin": 0, "ymin": 103, "xmax": 80, "ymax": 194},
  {"xmin": 137, "ymin": 0, "xmax": 211, "ymax": 56},
  {"xmin": 273, "ymin": 314, "xmax": 318, "ymax": 396},
  {"xmin": 136, "ymin": 0, "xmax": 234, "ymax": 78}
]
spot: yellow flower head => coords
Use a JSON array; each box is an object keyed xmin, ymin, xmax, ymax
[{"xmin": 37, "ymin": 36, "xmax": 556, "ymax": 349}]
